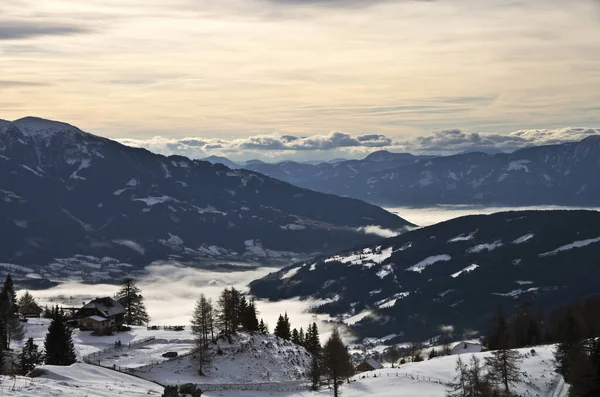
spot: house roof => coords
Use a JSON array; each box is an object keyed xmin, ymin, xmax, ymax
[
  {"xmin": 451, "ymin": 341, "xmax": 484, "ymax": 355},
  {"xmin": 80, "ymin": 297, "xmax": 125, "ymax": 317},
  {"xmin": 363, "ymin": 357, "xmax": 384, "ymax": 370},
  {"xmin": 84, "ymin": 315, "xmax": 107, "ymax": 322},
  {"xmin": 20, "ymin": 301, "xmax": 43, "ymax": 314}
]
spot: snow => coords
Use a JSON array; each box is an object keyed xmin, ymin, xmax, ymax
[
  {"xmin": 450, "ymin": 264, "xmax": 479, "ymax": 278},
  {"xmin": 0, "ymin": 263, "xmax": 34, "ymax": 273},
  {"xmin": 280, "ymin": 224, "xmax": 307, "ymax": 230},
  {"xmin": 134, "ymin": 196, "xmax": 178, "ymax": 206},
  {"xmin": 375, "ymin": 292, "xmax": 409, "ymax": 309},
  {"xmin": 126, "ymin": 178, "xmax": 138, "ymax": 186},
  {"xmin": 137, "ymin": 333, "xmax": 312, "ymax": 385},
  {"xmin": 324, "ymin": 246, "xmax": 393, "ymax": 267},
  {"xmin": 466, "ymin": 240, "xmax": 503, "ymax": 253},
  {"xmin": 448, "ymin": 231, "xmax": 477, "ymax": 242},
  {"xmin": 516, "ymin": 280, "xmax": 534, "ymax": 285},
  {"xmin": 512, "ymin": 233, "xmax": 534, "ymax": 244},
  {"xmin": 539, "ymin": 236, "xmax": 600, "ymax": 257},
  {"xmin": 112, "ymin": 187, "xmax": 131, "ymax": 195},
  {"xmin": 376, "ymin": 264, "xmax": 394, "ymax": 279},
  {"xmin": 0, "ymin": 363, "xmax": 163, "ymax": 397},
  {"xmin": 343, "ymin": 310, "xmax": 373, "ymax": 325},
  {"xmin": 406, "ymin": 255, "xmax": 451, "ymax": 273},
  {"xmin": 112, "ymin": 239, "xmax": 145, "ymax": 254},
  {"xmin": 507, "ymin": 159, "xmax": 531, "ymax": 172},
  {"xmin": 69, "ymin": 158, "xmax": 92, "ymax": 180},
  {"xmin": 20, "ymin": 164, "xmax": 43, "ymax": 177},
  {"xmin": 281, "ymin": 266, "xmax": 301, "ymax": 279},
  {"xmin": 195, "ymin": 345, "xmax": 564, "ymax": 397},
  {"xmin": 492, "ymin": 287, "xmax": 539, "ymax": 298},
  {"xmin": 310, "ymin": 294, "xmax": 340, "ymax": 308}
]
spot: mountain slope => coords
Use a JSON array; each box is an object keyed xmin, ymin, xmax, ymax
[
  {"xmin": 250, "ymin": 210, "xmax": 600, "ymax": 340},
  {"xmin": 211, "ymin": 138, "xmax": 600, "ymax": 206},
  {"xmin": 0, "ymin": 117, "xmax": 410, "ymax": 279}
]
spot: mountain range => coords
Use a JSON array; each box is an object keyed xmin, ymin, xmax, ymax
[
  {"xmin": 249, "ymin": 210, "xmax": 600, "ymax": 341},
  {"xmin": 0, "ymin": 117, "xmax": 410, "ymax": 282},
  {"xmin": 207, "ymin": 137, "xmax": 600, "ymax": 207}
]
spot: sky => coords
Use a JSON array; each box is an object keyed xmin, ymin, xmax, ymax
[{"xmin": 2, "ymin": 0, "xmax": 600, "ymax": 161}]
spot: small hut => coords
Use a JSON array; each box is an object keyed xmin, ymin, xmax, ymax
[{"xmin": 355, "ymin": 357, "xmax": 384, "ymax": 372}]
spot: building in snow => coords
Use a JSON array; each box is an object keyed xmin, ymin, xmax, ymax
[
  {"xmin": 355, "ymin": 357, "xmax": 384, "ymax": 372},
  {"xmin": 451, "ymin": 342, "xmax": 486, "ymax": 355},
  {"xmin": 20, "ymin": 301, "xmax": 43, "ymax": 318},
  {"xmin": 76, "ymin": 297, "xmax": 126, "ymax": 334}
]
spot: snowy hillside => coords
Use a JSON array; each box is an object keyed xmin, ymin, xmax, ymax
[
  {"xmin": 137, "ymin": 332, "xmax": 313, "ymax": 385},
  {"xmin": 0, "ymin": 363, "xmax": 163, "ymax": 397},
  {"xmin": 251, "ymin": 209, "xmax": 600, "ymax": 340},
  {"xmin": 197, "ymin": 345, "xmax": 564, "ymax": 397},
  {"xmin": 0, "ymin": 116, "xmax": 409, "ymax": 281}
]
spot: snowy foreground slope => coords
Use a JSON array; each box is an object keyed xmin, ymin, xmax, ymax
[
  {"xmin": 0, "ymin": 363, "xmax": 163, "ymax": 397},
  {"xmin": 200, "ymin": 345, "xmax": 564, "ymax": 397}
]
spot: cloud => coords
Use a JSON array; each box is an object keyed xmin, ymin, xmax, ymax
[
  {"xmin": 26, "ymin": 262, "xmax": 346, "ymax": 341},
  {"xmin": 405, "ymin": 127, "xmax": 600, "ymax": 154},
  {"xmin": 357, "ymin": 225, "xmax": 401, "ymax": 238},
  {"xmin": 115, "ymin": 126, "xmax": 600, "ymax": 162},
  {"xmin": 0, "ymin": 20, "xmax": 92, "ymax": 40},
  {"xmin": 0, "ymin": 80, "xmax": 50, "ymax": 87}
]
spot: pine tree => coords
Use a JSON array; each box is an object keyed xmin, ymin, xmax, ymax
[
  {"xmin": 485, "ymin": 348, "xmax": 522, "ymax": 393},
  {"xmin": 240, "ymin": 298, "xmax": 259, "ymax": 332},
  {"xmin": 115, "ymin": 278, "xmax": 150, "ymax": 326},
  {"xmin": 292, "ymin": 328, "xmax": 301, "ymax": 345},
  {"xmin": 305, "ymin": 322, "xmax": 321, "ymax": 355},
  {"xmin": 310, "ymin": 354, "xmax": 322, "ymax": 391},
  {"xmin": 486, "ymin": 306, "xmax": 509, "ymax": 351},
  {"xmin": 0, "ymin": 345, "xmax": 5, "ymax": 374},
  {"xmin": 388, "ymin": 344, "xmax": 400, "ymax": 367},
  {"xmin": 298, "ymin": 327, "xmax": 305, "ymax": 347},
  {"xmin": 191, "ymin": 294, "xmax": 213, "ymax": 375},
  {"xmin": 18, "ymin": 291, "xmax": 36, "ymax": 310},
  {"xmin": 18, "ymin": 337, "xmax": 43, "ymax": 375},
  {"xmin": 44, "ymin": 310, "xmax": 76, "ymax": 365},
  {"xmin": 0, "ymin": 274, "xmax": 23, "ymax": 349},
  {"xmin": 322, "ymin": 327, "xmax": 353, "ymax": 397},
  {"xmin": 274, "ymin": 313, "xmax": 291, "ymax": 340},
  {"xmin": 555, "ymin": 312, "xmax": 580, "ymax": 381},
  {"xmin": 258, "ymin": 318, "xmax": 268, "ymax": 334},
  {"xmin": 216, "ymin": 288, "xmax": 239, "ymax": 337}
]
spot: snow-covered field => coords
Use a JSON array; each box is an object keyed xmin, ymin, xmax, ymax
[
  {"xmin": 200, "ymin": 345, "xmax": 565, "ymax": 397},
  {"xmin": 0, "ymin": 363, "xmax": 163, "ymax": 397}
]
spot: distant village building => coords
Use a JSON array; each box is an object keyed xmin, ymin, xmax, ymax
[
  {"xmin": 76, "ymin": 297, "xmax": 125, "ymax": 334},
  {"xmin": 451, "ymin": 342, "xmax": 486, "ymax": 355},
  {"xmin": 355, "ymin": 357, "xmax": 384, "ymax": 372},
  {"xmin": 20, "ymin": 301, "xmax": 44, "ymax": 318}
]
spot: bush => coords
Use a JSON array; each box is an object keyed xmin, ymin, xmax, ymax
[{"xmin": 400, "ymin": 359, "xmax": 406, "ymax": 365}]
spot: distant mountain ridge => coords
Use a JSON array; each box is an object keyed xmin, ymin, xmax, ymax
[
  {"xmin": 250, "ymin": 209, "xmax": 600, "ymax": 341},
  {"xmin": 0, "ymin": 117, "xmax": 410, "ymax": 282},
  {"xmin": 207, "ymin": 137, "xmax": 600, "ymax": 206}
]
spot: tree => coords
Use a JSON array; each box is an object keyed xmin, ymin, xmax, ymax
[
  {"xmin": 191, "ymin": 294, "xmax": 213, "ymax": 375},
  {"xmin": 485, "ymin": 348, "xmax": 522, "ymax": 393},
  {"xmin": 486, "ymin": 306, "xmax": 509, "ymax": 351},
  {"xmin": 274, "ymin": 313, "xmax": 291, "ymax": 340},
  {"xmin": 322, "ymin": 327, "xmax": 354, "ymax": 397},
  {"xmin": 447, "ymin": 355, "xmax": 495, "ymax": 397},
  {"xmin": 115, "ymin": 278, "xmax": 150, "ymax": 326},
  {"xmin": 305, "ymin": 322, "xmax": 321, "ymax": 355},
  {"xmin": 310, "ymin": 354, "xmax": 322, "ymax": 391},
  {"xmin": 44, "ymin": 309, "xmax": 77, "ymax": 365},
  {"xmin": 216, "ymin": 287, "xmax": 240, "ymax": 337},
  {"xmin": 291, "ymin": 328, "xmax": 301, "ymax": 345},
  {"xmin": 407, "ymin": 341, "xmax": 424, "ymax": 362},
  {"xmin": 0, "ymin": 274, "xmax": 23, "ymax": 349},
  {"xmin": 0, "ymin": 345, "xmax": 4, "ymax": 374},
  {"xmin": 258, "ymin": 318, "xmax": 268, "ymax": 334},
  {"xmin": 240, "ymin": 298, "xmax": 259, "ymax": 332},
  {"xmin": 429, "ymin": 348, "xmax": 439, "ymax": 360},
  {"xmin": 18, "ymin": 291, "xmax": 36, "ymax": 310},
  {"xmin": 388, "ymin": 344, "xmax": 400, "ymax": 367},
  {"xmin": 18, "ymin": 337, "xmax": 43, "ymax": 375}
]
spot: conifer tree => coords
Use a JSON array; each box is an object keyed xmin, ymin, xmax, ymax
[
  {"xmin": 258, "ymin": 318, "xmax": 268, "ymax": 334},
  {"xmin": 305, "ymin": 322, "xmax": 321, "ymax": 355},
  {"xmin": 241, "ymin": 298, "xmax": 259, "ymax": 332},
  {"xmin": 0, "ymin": 274, "xmax": 23, "ymax": 349},
  {"xmin": 322, "ymin": 327, "xmax": 353, "ymax": 397},
  {"xmin": 274, "ymin": 313, "xmax": 291, "ymax": 340},
  {"xmin": 388, "ymin": 344, "xmax": 400, "ymax": 367},
  {"xmin": 292, "ymin": 328, "xmax": 301, "ymax": 345},
  {"xmin": 44, "ymin": 309, "xmax": 76, "ymax": 365},
  {"xmin": 18, "ymin": 291, "xmax": 36, "ymax": 310},
  {"xmin": 486, "ymin": 306, "xmax": 509, "ymax": 351},
  {"xmin": 18, "ymin": 337, "xmax": 43, "ymax": 375},
  {"xmin": 115, "ymin": 278, "xmax": 150, "ymax": 326},
  {"xmin": 191, "ymin": 294, "xmax": 213, "ymax": 375},
  {"xmin": 485, "ymin": 348, "xmax": 522, "ymax": 393}
]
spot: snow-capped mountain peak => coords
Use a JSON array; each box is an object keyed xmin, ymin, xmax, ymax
[{"xmin": 12, "ymin": 116, "xmax": 84, "ymax": 140}]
